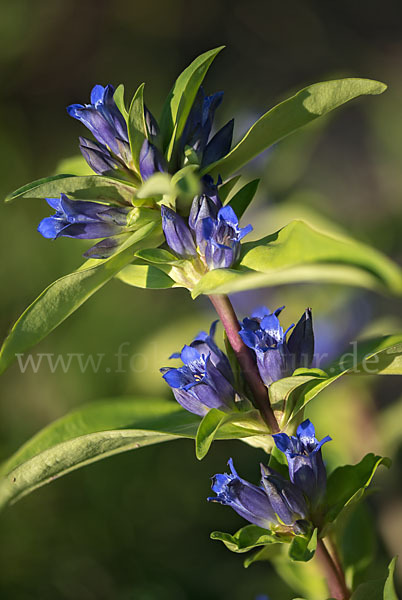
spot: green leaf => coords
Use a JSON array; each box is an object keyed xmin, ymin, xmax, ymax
[
  {"xmin": 227, "ymin": 179, "xmax": 259, "ymax": 218},
  {"xmin": 204, "ymin": 78, "xmax": 387, "ymax": 180},
  {"xmin": 135, "ymin": 248, "xmax": 179, "ymax": 264},
  {"xmin": 337, "ymin": 502, "xmax": 376, "ymax": 581},
  {"xmin": 327, "ymin": 334, "xmax": 402, "ymax": 376},
  {"xmin": 351, "ymin": 580, "xmax": 385, "ymax": 600},
  {"xmin": 128, "ymin": 82, "xmax": 147, "ymax": 173},
  {"xmin": 115, "ymin": 263, "xmax": 177, "ymax": 289},
  {"xmin": 0, "ymin": 223, "xmax": 160, "ymax": 374},
  {"xmin": 5, "ymin": 174, "xmax": 138, "ymax": 205},
  {"xmin": 0, "ymin": 398, "xmax": 272, "ymax": 511},
  {"xmin": 267, "ymin": 334, "xmax": 402, "ymax": 427},
  {"xmin": 159, "ymin": 46, "xmax": 224, "ymax": 151},
  {"xmin": 243, "ymin": 543, "xmax": 282, "ymax": 568},
  {"xmin": 195, "ymin": 408, "xmax": 229, "ymax": 460},
  {"xmin": 245, "ymin": 543, "xmax": 329, "ymax": 598},
  {"xmin": 384, "ymin": 557, "xmax": 398, "ymax": 600},
  {"xmin": 55, "ymin": 155, "xmax": 93, "ymax": 176},
  {"xmin": 350, "ymin": 557, "xmax": 399, "ymax": 600},
  {"xmin": 135, "ymin": 172, "xmax": 172, "ymax": 199},
  {"xmin": 218, "ymin": 175, "xmax": 241, "ymax": 202},
  {"xmin": 325, "ymin": 454, "xmax": 391, "ymax": 524},
  {"xmin": 288, "ymin": 528, "xmax": 317, "ymax": 562},
  {"xmin": 0, "ymin": 398, "xmax": 198, "ymax": 510},
  {"xmin": 268, "ymin": 443, "xmax": 291, "ymax": 478},
  {"xmin": 210, "ymin": 524, "xmax": 280, "ymax": 553},
  {"xmin": 113, "ymin": 84, "xmax": 128, "ymax": 119},
  {"xmin": 171, "ymin": 165, "xmax": 201, "ymax": 203},
  {"xmin": 192, "ymin": 220, "xmax": 402, "ymax": 298}
]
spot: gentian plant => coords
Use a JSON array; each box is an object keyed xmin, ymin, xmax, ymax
[{"xmin": 1, "ymin": 47, "xmax": 402, "ymax": 599}]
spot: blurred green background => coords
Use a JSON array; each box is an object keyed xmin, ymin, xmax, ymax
[{"xmin": 1, "ymin": 1, "xmax": 402, "ymax": 598}]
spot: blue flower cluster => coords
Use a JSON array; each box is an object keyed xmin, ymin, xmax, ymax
[
  {"xmin": 209, "ymin": 420, "xmax": 331, "ymax": 533},
  {"xmin": 67, "ymin": 84, "xmax": 132, "ymax": 176},
  {"xmin": 161, "ymin": 322, "xmax": 236, "ymax": 416},
  {"xmin": 66, "ymin": 83, "xmax": 232, "ymax": 180},
  {"xmin": 239, "ymin": 306, "xmax": 314, "ymax": 385},
  {"xmin": 38, "ymin": 82, "xmax": 242, "ymax": 266},
  {"xmin": 37, "ymin": 194, "xmax": 130, "ymax": 241},
  {"xmin": 162, "ymin": 306, "xmax": 315, "ymax": 415},
  {"xmin": 179, "ymin": 87, "xmax": 234, "ymax": 169},
  {"xmin": 161, "ymin": 191, "xmax": 252, "ymax": 270}
]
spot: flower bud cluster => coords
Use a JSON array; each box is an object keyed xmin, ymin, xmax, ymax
[{"xmin": 209, "ymin": 420, "xmax": 331, "ymax": 534}]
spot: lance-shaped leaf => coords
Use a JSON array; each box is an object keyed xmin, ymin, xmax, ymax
[
  {"xmin": 384, "ymin": 557, "xmax": 398, "ymax": 600},
  {"xmin": 268, "ymin": 334, "xmax": 402, "ymax": 428},
  {"xmin": 226, "ymin": 179, "xmax": 260, "ymax": 218},
  {"xmin": 0, "ymin": 398, "xmax": 270, "ymax": 511},
  {"xmin": 288, "ymin": 528, "xmax": 317, "ymax": 562},
  {"xmin": 194, "ymin": 408, "xmax": 265, "ymax": 460},
  {"xmin": 210, "ymin": 525, "xmax": 282, "ymax": 553},
  {"xmin": 218, "ymin": 175, "xmax": 241, "ymax": 202},
  {"xmin": 350, "ymin": 557, "xmax": 398, "ymax": 600},
  {"xmin": 159, "ymin": 46, "xmax": 224, "ymax": 151},
  {"xmin": 0, "ymin": 223, "xmax": 162, "ymax": 375},
  {"xmin": 324, "ymin": 453, "xmax": 391, "ymax": 524},
  {"xmin": 191, "ymin": 220, "xmax": 402, "ymax": 297},
  {"xmin": 128, "ymin": 83, "xmax": 147, "ymax": 173},
  {"xmin": 204, "ymin": 78, "xmax": 387, "ymax": 179},
  {"xmin": 5, "ymin": 174, "xmax": 138, "ymax": 205},
  {"xmin": 113, "ymin": 84, "xmax": 128, "ymax": 119},
  {"xmin": 195, "ymin": 408, "xmax": 229, "ymax": 460},
  {"xmin": 115, "ymin": 263, "xmax": 177, "ymax": 289}
]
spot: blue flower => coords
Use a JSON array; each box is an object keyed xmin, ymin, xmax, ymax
[
  {"xmin": 189, "ymin": 321, "xmax": 234, "ymax": 385},
  {"xmin": 67, "ymin": 84, "xmax": 131, "ymax": 170},
  {"xmin": 208, "ymin": 459, "xmax": 308, "ymax": 532},
  {"xmin": 260, "ymin": 464, "xmax": 308, "ymax": 527},
  {"xmin": 201, "ymin": 205, "xmax": 253, "ymax": 269},
  {"xmin": 208, "ymin": 458, "xmax": 276, "ymax": 529},
  {"xmin": 161, "ymin": 334, "xmax": 235, "ymax": 416},
  {"xmin": 139, "ymin": 139, "xmax": 167, "ymax": 181},
  {"xmin": 287, "ymin": 308, "xmax": 314, "ymax": 369},
  {"xmin": 78, "ymin": 137, "xmax": 123, "ymax": 176},
  {"xmin": 273, "ymin": 419, "xmax": 331, "ymax": 507},
  {"xmin": 187, "ymin": 175, "xmax": 222, "ymax": 248},
  {"xmin": 239, "ymin": 307, "xmax": 314, "ymax": 386},
  {"xmin": 180, "ymin": 87, "xmax": 234, "ymax": 168},
  {"xmin": 161, "ymin": 205, "xmax": 197, "ymax": 258},
  {"xmin": 38, "ymin": 194, "xmax": 129, "ymax": 240}
]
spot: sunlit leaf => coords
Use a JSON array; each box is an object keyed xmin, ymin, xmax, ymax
[
  {"xmin": 159, "ymin": 46, "xmax": 224, "ymax": 152},
  {"xmin": 210, "ymin": 525, "xmax": 281, "ymax": 553},
  {"xmin": 192, "ymin": 220, "xmax": 402, "ymax": 298},
  {"xmin": 384, "ymin": 557, "xmax": 398, "ymax": 600},
  {"xmin": 115, "ymin": 263, "xmax": 177, "ymax": 289},
  {"xmin": 204, "ymin": 78, "xmax": 387, "ymax": 179},
  {"xmin": 128, "ymin": 82, "xmax": 147, "ymax": 173},
  {"xmin": 195, "ymin": 408, "xmax": 229, "ymax": 460},
  {"xmin": 113, "ymin": 83, "xmax": 128, "ymax": 119},
  {"xmin": 324, "ymin": 454, "xmax": 391, "ymax": 524},
  {"xmin": 267, "ymin": 334, "xmax": 402, "ymax": 427},
  {"xmin": 5, "ymin": 174, "xmax": 138, "ymax": 205}
]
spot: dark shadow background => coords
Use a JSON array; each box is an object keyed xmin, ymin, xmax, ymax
[{"xmin": 0, "ymin": 1, "xmax": 402, "ymax": 598}]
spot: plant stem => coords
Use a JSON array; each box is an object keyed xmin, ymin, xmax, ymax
[
  {"xmin": 316, "ymin": 539, "xmax": 350, "ymax": 600},
  {"xmin": 208, "ymin": 294, "xmax": 280, "ymax": 433},
  {"xmin": 327, "ymin": 536, "xmax": 346, "ymax": 582}
]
